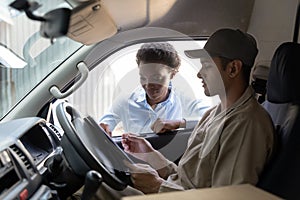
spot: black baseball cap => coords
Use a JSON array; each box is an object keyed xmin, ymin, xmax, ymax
[{"xmin": 184, "ymin": 28, "xmax": 258, "ymax": 67}]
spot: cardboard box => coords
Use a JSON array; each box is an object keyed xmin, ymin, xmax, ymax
[{"xmin": 122, "ymin": 184, "xmax": 282, "ymax": 200}]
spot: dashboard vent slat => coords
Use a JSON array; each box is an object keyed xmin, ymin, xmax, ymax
[
  {"xmin": 49, "ymin": 124, "xmax": 63, "ymax": 140},
  {"xmin": 10, "ymin": 144, "xmax": 34, "ymax": 176}
]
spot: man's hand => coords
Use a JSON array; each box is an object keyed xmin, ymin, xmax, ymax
[
  {"xmin": 151, "ymin": 118, "xmax": 186, "ymax": 134},
  {"xmin": 99, "ymin": 123, "xmax": 112, "ymax": 137},
  {"xmin": 121, "ymin": 133, "xmax": 155, "ymax": 162},
  {"xmin": 122, "ymin": 133, "xmax": 176, "ymax": 178},
  {"xmin": 126, "ymin": 162, "xmax": 163, "ymax": 194}
]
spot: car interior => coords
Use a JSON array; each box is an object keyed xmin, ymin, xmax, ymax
[{"xmin": 0, "ymin": 0, "xmax": 299, "ymax": 199}]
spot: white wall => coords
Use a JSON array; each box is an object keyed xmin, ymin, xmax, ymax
[{"xmin": 248, "ymin": 0, "xmax": 299, "ymax": 64}]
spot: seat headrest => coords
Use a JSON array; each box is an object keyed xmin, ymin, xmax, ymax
[{"xmin": 267, "ymin": 42, "xmax": 300, "ymax": 104}]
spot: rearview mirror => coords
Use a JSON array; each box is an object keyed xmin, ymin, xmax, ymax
[
  {"xmin": 40, "ymin": 8, "xmax": 72, "ymax": 39},
  {"xmin": 10, "ymin": 0, "xmax": 71, "ymax": 39}
]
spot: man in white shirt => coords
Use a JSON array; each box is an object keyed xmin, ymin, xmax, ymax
[{"xmin": 99, "ymin": 42, "xmax": 210, "ymax": 136}]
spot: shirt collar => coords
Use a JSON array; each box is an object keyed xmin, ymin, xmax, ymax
[
  {"xmin": 215, "ymin": 85, "xmax": 255, "ymax": 116},
  {"xmin": 230, "ymin": 85, "xmax": 255, "ymax": 109}
]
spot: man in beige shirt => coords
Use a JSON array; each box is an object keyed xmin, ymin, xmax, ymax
[{"xmin": 97, "ymin": 28, "xmax": 275, "ymax": 198}]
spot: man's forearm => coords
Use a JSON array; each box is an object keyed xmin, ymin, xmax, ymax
[{"xmin": 145, "ymin": 150, "xmax": 177, "ymax": 179}]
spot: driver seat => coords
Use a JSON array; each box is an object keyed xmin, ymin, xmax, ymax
[{"xmin": 257, "ymin": 42, "xmax": 300, "ymax": 199}]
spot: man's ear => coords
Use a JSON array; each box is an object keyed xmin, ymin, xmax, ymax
[{"xmin": 227, "ymin": 60, "xmax": 242, "ymax": 78}]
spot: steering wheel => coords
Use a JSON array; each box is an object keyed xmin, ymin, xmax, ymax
[{"xmin": 55, "ymin": 101, "xmax": 133, "ymax": 191}]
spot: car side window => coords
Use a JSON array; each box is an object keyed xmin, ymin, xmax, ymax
[{"xmin": 66, "ymin": 41, "xmax": 219, "ymax": 136}]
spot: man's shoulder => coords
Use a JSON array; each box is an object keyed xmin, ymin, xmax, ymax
[{"xmin": 233, "ymin": 97, "xmax": 273, "ymax": 126}]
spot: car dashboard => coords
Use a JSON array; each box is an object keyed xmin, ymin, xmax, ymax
[
  {"xmin": 0, "ymin": 114, "xmax": 195, "ymax": 200},
  {"xmin": 0, "ymin": 117, "xmax": 63, "ymax": 200}
]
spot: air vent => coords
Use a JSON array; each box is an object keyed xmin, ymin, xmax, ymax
[
  {"xmin": 48, "ymin": 124, "xmax": 63, "ymax": 140},
  {"xmin": 9, "ymin": 144, "xmax": 34, "ymax": 176}
]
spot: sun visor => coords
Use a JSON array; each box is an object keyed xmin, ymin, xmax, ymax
[{"xmin": 67, "ymin": 0, "xmax": 117, "ymax": 45}]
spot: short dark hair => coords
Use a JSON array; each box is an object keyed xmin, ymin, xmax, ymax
[
  {"xmin": 136, "ymin": 42, "xmax": 181, "ymax": 70},
  {"xmin": 219, "ymin": 57, "xmax": 252, "ymax": 84}
]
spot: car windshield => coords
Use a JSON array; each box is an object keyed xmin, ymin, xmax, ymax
[{"xmin": 0, "ymin": 0, "xmax": 82, "ymax": 119}]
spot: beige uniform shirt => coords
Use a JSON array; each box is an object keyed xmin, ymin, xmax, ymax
[{"xmin": 160, "ymin": 86, "xmax": 274, "ymax": 192}]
